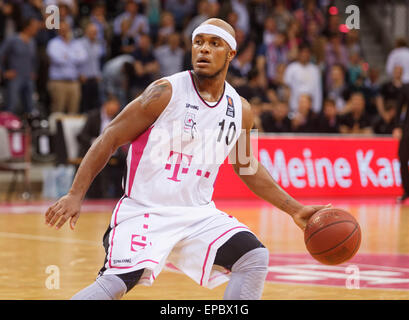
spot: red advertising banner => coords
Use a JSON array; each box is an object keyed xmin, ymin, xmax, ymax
[{"xmin": 213, "ymin": 135, "xmax": 403, "ymax": 198}]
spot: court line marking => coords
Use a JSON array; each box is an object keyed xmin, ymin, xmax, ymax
[
  {"xmin": 0, "ymin": 231, "xmax": 100, "ymax": 246},
  {"xmin": 269, "ymin": 255, "xmax": 409, "ymax": 273}
]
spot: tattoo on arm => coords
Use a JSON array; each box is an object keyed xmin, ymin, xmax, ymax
[{"xmin": 139, "ymin": 82, "xmax": 169, "ymax": 109}]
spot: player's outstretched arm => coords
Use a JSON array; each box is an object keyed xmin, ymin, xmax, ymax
[
  {"xmin": 231, "ymin": 97, "xmax": 330, "ymax": 231},
  {"xmin": 45, "ymin": 79, "xmax": 172, "ymax": 230}
]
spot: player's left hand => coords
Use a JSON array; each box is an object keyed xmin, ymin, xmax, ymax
[{"xmin": 292, "ymin": 204, "xmax": 332, "ymax": 231}]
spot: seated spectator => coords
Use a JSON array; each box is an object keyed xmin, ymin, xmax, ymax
[
  {"xmin": 284, "ymin": 44, "xmax": 322, "ymax": 114},
  {"xmin": 345, "ymin": 29, "xmax": 361, "ymax": 56},
  {"xmin": 110, "ymin": 18, "xmax": 136, "ymax": 58},
  {"xmin": 325, "ymin": 64, "xmax": 350, "ymax": 113},
  {"xmin": 340, "ymin": 92, "xmax": 373, "ymax": 134},
  {"xmin": 249, "ymin": 97, "xmax": 264, "ymax": 132},
  {"xmin": 262, "ymin": 16, "xmax": 277, "ymax": 46},
  {"xmin": 156, "ymin": 11, "xmax": 175, "ymax": 47},
  {"xmin": 46, "ymin": 21, "xmax": 87, "ymax": 114},
  {"xmin": 293, "ymin": 0, "xmax": 325, "ymax": 34},
  {"xmin": 260, "ymin": 100, "xmax": 292, "ymax": 133},
  {"xmin": 183, "ymin": 0, "xmax": 210, "ymax": 46},
  {"xmin": 131, "ymin": 34, "xmax": 159, "ymax": 95},
  {"xmin": 386, "ymin": 38, "xmax": 409, "ymax": 84},
  {"xmin": 376, "ymin": 65, "xmax": 405, "ymax": 122},
  {"xmin": 325, "ymin": 33, "xmax": 349, "ymax": 87},
  {"xmin": 77, "ymin": 95, "xmax": 126, "ymax": 198},
  {"xmin": 272, "ymin": 0, "xmax": 293, "ymax": 33},
  {"xmin": 291, "ymin": 93, "xmax": 318, "ymax": 133},
  {"xmin": 164, "ymin": 0, "xmax": 195, "ymax": 30},
  {"xmin": 372, "ymin": 100, "xmax": 397, "ymax": 135},
  {"xmin": 0, "ymin": 17, "xmax": 40, "ymax": 115},
  {"xmin": 101, "ymin": 54, "xmax": 135, "ymax": 108},
  {"xmin": 363, "ymin": 67, "xmax": 381, "ymax": 117},
  {"xmin": 346, "ymin": 51, "xmax": 364, "ymax": 87},
  {"xmin": 256, "ymin": 32, "xmax": 289, "ymax": 86},
  {"xmin": 154, "ymin": 32, "xmax": 184, "ymax": 78},
  {"xmin": 315, "ymin": 99, "xmax": 341, "ymax": 133},
  {"xmin": 235, "ymin": 69, "xmax": 269, "ymax": 103},
  {"xmin": 113, "ymin": 0, "xmax": 149, "ymax": 44},
  {"xmin": 228, "ymin": 40, "xmax": 256, "ymax": 87}
]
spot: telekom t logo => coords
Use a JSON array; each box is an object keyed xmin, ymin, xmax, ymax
[{"xmin": 164, "ymin": 151, "xmax": 193, "ymax": 182}]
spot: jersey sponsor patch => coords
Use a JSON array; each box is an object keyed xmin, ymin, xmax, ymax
[{"xmin": 226, "ymin": 96, "xmax": 235, "ymax": 118}]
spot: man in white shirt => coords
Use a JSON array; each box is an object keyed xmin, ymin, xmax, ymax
[
  {"xmin": 386, "ymin": 38, "xmax": 409, "ymax": 84},
  {"xmin": 284, "ymin": 44, "xmax": 322, "ymax": 114},
  {"xmin": 46, "ymin": 21, "xmax": 87, "ymax": 114}
]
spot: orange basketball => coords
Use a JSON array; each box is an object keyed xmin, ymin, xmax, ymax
[{"xmin": 304, "ymin": 208, "xmax": 361, "ymax": 265}]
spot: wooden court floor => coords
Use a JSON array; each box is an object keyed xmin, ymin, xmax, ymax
[{"xmin": 0, "ymin": 199, "xmax": 408, "ymax": 300}]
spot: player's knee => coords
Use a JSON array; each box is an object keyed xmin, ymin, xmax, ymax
[
  {"xmin": 232, "ymin": 247, "xmax": 269, "ymax": 274},
  {"xmin": 116, "ymin": 269, "xmax": 145, "ymax": 292}
]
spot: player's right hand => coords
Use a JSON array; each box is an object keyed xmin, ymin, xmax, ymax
[{"xmin": 45, "ymin": 194, "xmax": 82, "ymax": 230}]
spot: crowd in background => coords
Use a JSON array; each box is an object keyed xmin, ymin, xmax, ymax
[{"xmin": 1, "ymin": 0, "xmax": 409, "ymax": 136}]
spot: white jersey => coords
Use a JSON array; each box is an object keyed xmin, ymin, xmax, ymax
[{"xmin": 123, "ymin": 70, "xmax": 243, "ymax": 208}]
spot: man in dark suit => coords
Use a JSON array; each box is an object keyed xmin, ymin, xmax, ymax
[
  {"xmin": 77, "ymin": 95, "xmax": 127, "ymax": 198},
  {"xmin": 393, "ymin": 83, "xmax": 409, "ymax": 203}
]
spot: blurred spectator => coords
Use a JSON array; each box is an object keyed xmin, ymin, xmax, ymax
[
  {"xmin": 324, "ymin": 33, "xmax": 348, "ymax": 82},
  {"xmin": 363, "ymin": 67, "xmax": 381, "ymax": 117},
  {"xmin": 101, "ymin": 54, "xmax": 135, "ymax": 108},
  {"xmin": 77, "ymin": 23, "xmax": 105, "ymax": 113},
  {"xmin": 229, "ymin": 40, "xmax": 256, "ymax": 87},
  {"xmin": 272, "ymin": 0, "xmax": 293, "ymax": 33},
  {"xmin": 268, "ymin": 63, "xmax": 291, "ymax": 103},
  {"xmin": 345, "ymin": 29, "xmax": 361, "ymax": 56},
  {"xmin": 156, "ymin": 11, "xmax": 176, "ymax": 47},
  {"xmin": 111, "ymin": 18, "xmax": 136, "ymax": 58},
  {"xmin": 183, "ymin": 0, "xmax": 210, "ymax": 46},
  {"xmin": 322, "ymin": 12, "xmax": 340, "ymax": 38},
  {"xmin": 260, "ymin": 100, "xmax": 292, "ymax": 133},
  {"xmin": 77, "ymin": 95, "xmax": 126, "ymax": 198},
  {"xmin": 113, "ymin": 0, "xmax": 149, "ymax": 44},
  {"xmin": 386, "ymin": 38, "xmax": 409, "ymax": 84},
  {"xmin": 131, "ymin": 34, "xmax": 159, "ymax": 95},
  {"xmin": 262, "ymin": 16, "xmax": 277, "ymax": 47},
  {"xmin": 340, "ymin": 92, "xmax": 372, "ymax": 134},
  {"xmin": 235, "ymin": 68, "xmax": 268, "ymax": 102},
  {"xmin": 231, "ymin": 0, "xmax": 250, "ymax": 35},
  {"xmin": 0, "ymin": 18, "xmax": 40, "ymax": 115},
  {"xmin": 154, "ymin": 32, "xmax": 184, "ymax": 77},
  {"xmin": 346, "ymin": 51, "xmax": 364, "ymax": 87},
  {"xmin": 377, "ymin": 65, "xmax": 405, "ymax": 118},
  {"xmin": 293, "ymin": 0, "xmax": 325, "ymax": 33},
  {"xmin": 304, "ymin": 19, "xmax": 326, "ymax": 66},
  {"xmin": 56, "ymin": 3, "xmax": 75, "ymax": 28},
  {"xmin": 372, "ymin": 100, "xmax": 397, "ymax": 135},
  {"xmin": 315, "ymin": 98, "xmax": 341, "ymax": 133},
  {"xmin": 164, "ymin": 0, "xmax": 195, "ymax": 30},
  {"xmin": 46, "ymin": 21, "xmax": 87, "ymax": 114},
  {"xmin": 256, "ymin": 31, "xmax": 289, "ymax": 85},
  {"xmin": 0, "ymin": 1, "xmax": 21, "ymax": 42},
  {"xmin": 21, "ymin": 0, "xmax": 43, "ymax": 21},
  {"xmin": 87, "ymin": 2, "xmax": 109, "ymax": 49},
  {"xmin": 325, "ymin": 64, "xmax": 349, "ymax": 113},
  {"xmin": 284, "ymin": 44, "xmax": 322, "ymax": 114},
  {"xmin": 249, "ymin": 96, "xmax": 264, "ymax": 132},
  {"xmin": 291, "ymin": 93, "xmax": 318, "ymax": 133}
]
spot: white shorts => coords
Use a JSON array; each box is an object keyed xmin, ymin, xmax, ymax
[{"xmin": 99, "ymin": 196, "xmax": 253, "ymax": 289}]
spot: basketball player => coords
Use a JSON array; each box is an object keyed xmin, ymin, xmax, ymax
[{"xmin": 45, "ymin": 18, "xmax": 329, "ymax": 300}]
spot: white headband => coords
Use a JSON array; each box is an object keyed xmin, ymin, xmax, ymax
[{"xmin": 192, "ymin": 24, "xmax": 237, "ymax": 50}]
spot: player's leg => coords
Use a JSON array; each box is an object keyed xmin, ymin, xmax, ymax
[
  {"xmin": 71, "ymin": 224, "xmax": 145, "ymax": 300},
  {"xmin": 214, "ymin": 231, "xmax": 269, "ymax": 300},
  {"xmin": 70, "ymin": 269, "xmax": 144, "ymax": 300}
]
